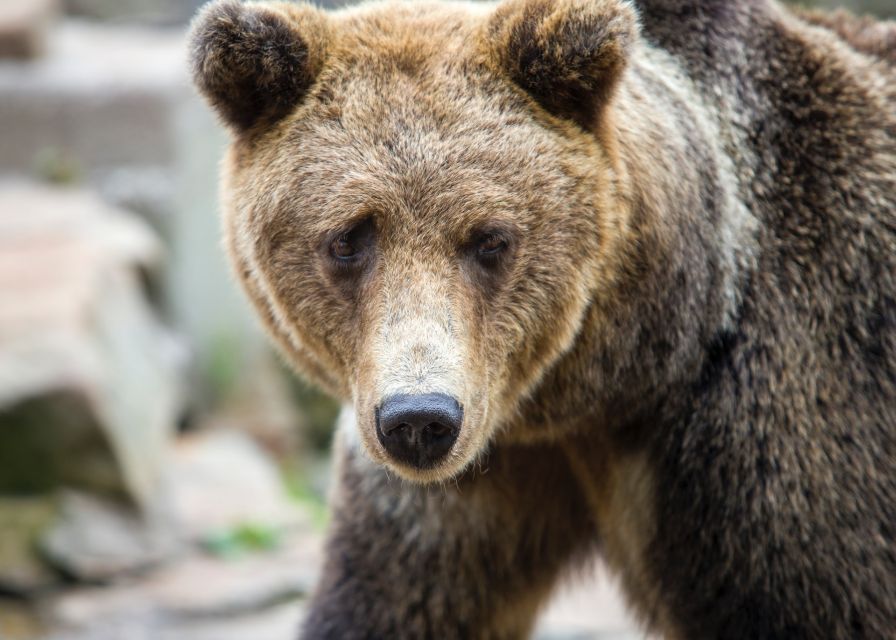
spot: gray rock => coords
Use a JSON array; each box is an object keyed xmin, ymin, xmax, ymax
[
  {"xmin": 0, "ymin": 0, "xmax": 58, "ymax": 60},
  {"xmin": 0, "ymin": 18, "xmax": 290, "ymax": 421},
  {"xmin": 93, "ymin": 165, "xmax": 177, "ymax": 237},
  {"xmin": 62, "ymin": 0, "xmax": 353, "ymax": 24},
  {"xmin": 0, "ymin": 182, "xmax": 184, "ymax": 509},
  {"xmin": 47, "ymin": 532, "xmax": 320, "ymax": 633},
  {"xmin": 41, "ymin": 491, "xmax": 182, "ymax": 583},
  {"xmin": 0, "ymin": 20, "xmax": 188, "ymax": 175},
  {"xmin": 154, "ymin": 601, "xmax": 305, "ymax": 640},
  {"xmin": 163, "ymin": 429, "xmax": 312, "ymax": 541},
  {"xmin": 44, "ymin": 601, "xmax": 305, "ymax": 640},
  {"xmin": 63, "ymin": 0, "xmax": 203, "ymax": 26},
  {"xmin": 211, "ymin": 355, "xmax": 307, "ymax": 462}
]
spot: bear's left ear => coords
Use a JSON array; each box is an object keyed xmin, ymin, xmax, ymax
[
  {"xmin": 485, "ymin": 0, "xmax": 638, "ymax": 129},
  {"xmin": 189, "ymin": 0, "xmax": 330, "ymax": 134}
]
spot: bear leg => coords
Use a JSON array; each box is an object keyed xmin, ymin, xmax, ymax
[{"xmin": 302, "ymin": 438, "xmax": 596, "ymax": 639}]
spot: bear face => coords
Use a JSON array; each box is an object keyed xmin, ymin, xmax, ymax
[{"xmin": 191, "ymin": 0, "xmax": 637, "ymax": 482}]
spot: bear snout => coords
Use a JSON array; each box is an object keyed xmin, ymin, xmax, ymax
[{"xmin": 374, "ymin": 393, "xmax": 463, "ymax": 470}]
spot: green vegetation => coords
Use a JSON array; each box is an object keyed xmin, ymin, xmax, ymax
[
  {"xmin": 202, "ymin": 522, "xmax": 283, "ymax": 558},
  {"xmin": 33, "ymin": 147, "xmax": 83, "ymax": 185},
  {"xmin": 283, "ymin": 467, "xmax": 329, "ymax": 530}
]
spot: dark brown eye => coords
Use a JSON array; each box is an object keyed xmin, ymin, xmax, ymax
[
  {"xmin": 477, "ymin": 233, "xmax": 508, "ymax": 256},
  {"xmin": 476, "ymin": 233, "xmax": 508, "ymax": 264},
  {"xmin": 331, "ymin": 234, "xmax": 357, "ymax": 260},
  {"xmin": 329, "ymin": 218, "xmax": 374, "ymax": 264}
]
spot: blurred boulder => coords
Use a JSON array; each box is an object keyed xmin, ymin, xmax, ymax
[
  {"xmin": 47, "ymin": 530, "xmax": 320, "ymax": 638},
  {"xmin": 62, "ymin": 0, "xmax": 352, "ymax": 24},
  {"xmin": 41, "ymin": 491, "xmax": 182, "ymax": 583},
  {"xmin": 163, "ymin": 429, "xmax": 311, "ymax": 542},
  {"xmin": 0, "ymin": 181, "xmax": 185, "ymax": 509},
  {"xmin": 0, "ymin": 0, "xmax": 57, "ymax": 60},
  {"xmin": 52, "ymin": 535, "xmax": 319, "ymax": 622},
  {"xmin": 0, "ymin": 17, "xmax": 282, "ymax": 415},
  {"xmin": 63, "ymin": 0, "xmax": 204, "ymax": 26},
  {"xmin": 213, "ymin": 355, "xmax": 306, "ymax": 461},
  {"xmin": 0, "ymin": 22, "xmax": 187, "ymax": 174}
]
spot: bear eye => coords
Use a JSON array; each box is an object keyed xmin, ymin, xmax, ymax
[
  {"xmin": 328, "ymin": 218, "xmax": 374, "ymax": 264},
  {"xmin": 472, "ymin": 230, "xmax": 512, "ymax": 269},
  {"xmin": 477, "ymin": 233, "xmax": 508, "ymax": 257},
  {"xmin": 331, "ymin": 234, "xmax": 356, "ymax": 260}
]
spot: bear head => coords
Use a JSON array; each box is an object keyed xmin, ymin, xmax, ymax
[{"xmin": 190, "ymin": 0, "xmax": 638, "ymax": 482}]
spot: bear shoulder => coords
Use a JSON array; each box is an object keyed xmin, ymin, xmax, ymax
[{"xmin": 793, "ymin": 7, "xmax": 896, "ymax": 66}]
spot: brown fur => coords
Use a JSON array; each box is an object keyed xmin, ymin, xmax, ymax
[
  {"xmin": 795, "ymin": 7, "xmax": 896, "ymax": 64},
  {"xmin": 190, "ymin": 0, "xmax": 330, "ymax": 132},
  {"xmin": 189, "ymin": 0, "xmax": 896, "ymax": 637}
]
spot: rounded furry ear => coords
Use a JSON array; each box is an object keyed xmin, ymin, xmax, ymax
[
  {"xmin": 189, "ymin": 0, "xmax": 329, "ymax": 133},
  {"xmin": 486, "ymin": 0, "xmax": 638, "ymax": 129}
]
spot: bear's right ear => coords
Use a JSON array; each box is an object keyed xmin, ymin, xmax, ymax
[
  {"xmin": 485, "ymin": 0, "xmax": 637, "ymax": 130},
  {"xmin": 189, "ymin": 0, "xmax": 329, "ymax": 134}
]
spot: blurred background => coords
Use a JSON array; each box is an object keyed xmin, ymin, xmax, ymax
[{"xmin": 0, "ymin": 1, "xmax": 891, "ymax": 639}]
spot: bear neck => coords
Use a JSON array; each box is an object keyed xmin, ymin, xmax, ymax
[{"xmin": 508, "ymin": 40, "xmax": 760, "ymax": 443}]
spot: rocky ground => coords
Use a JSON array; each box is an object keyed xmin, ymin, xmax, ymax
[{"xmin": 1, "ymin": 428, "xmax": 643, "ymax": 640}]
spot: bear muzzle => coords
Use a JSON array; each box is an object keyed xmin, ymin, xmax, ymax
[{"xmin": 375, "ymin": 393, "xmax": 463, "ymax": 470}]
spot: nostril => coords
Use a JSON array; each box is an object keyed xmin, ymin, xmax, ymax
[
  {"xmin": 383, "ymin": 421, "xmax": 412, "ymax": 436},
  {"xmin": 425, "ymin": 422, "xmax": 450, "ymax": 438}
]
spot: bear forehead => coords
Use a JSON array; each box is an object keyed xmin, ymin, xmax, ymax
[
  {"xmin": 328, "ymin": 0, "xmax": 492, "ymax": 62},
  {"xmin": 229, "ymin": 1, "xmax": 606, "ymax": 233},
  {"xmin": 316, "ymin": 2, "xmax": 508, "ymax": 126},
  {"xmin": 249, "ymin": 90, "xmax": 597, "ymax": 236},
  {"xmin": 251, "ymin": 110, "xmax": 583, "ymax": 239}
]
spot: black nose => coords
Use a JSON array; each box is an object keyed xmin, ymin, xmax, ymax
[{"xmin": 375, "ymin": 393, "xmax": 463, "ymax": 469}]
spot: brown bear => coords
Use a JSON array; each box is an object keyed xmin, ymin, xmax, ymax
[{"xmin": 188, "ymin": 0, "xmax": 896, "ymax": 637}]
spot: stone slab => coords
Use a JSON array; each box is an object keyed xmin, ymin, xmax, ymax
[
  {"xmin": 0, "ymin": 21, "xmax": 189, "ymax": 173},
  {"xmin": 0, "ymin": 181, "xmax": 184, "ymax": 509}
]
